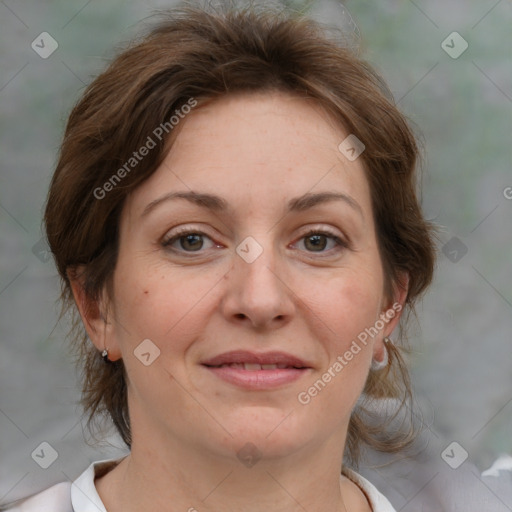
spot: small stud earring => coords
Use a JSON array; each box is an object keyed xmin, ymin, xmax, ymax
[{"xmin": 101, "ymin": 348, "xmax": 109, "ymax": 363}]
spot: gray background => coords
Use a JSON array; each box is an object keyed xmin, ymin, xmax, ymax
[{"xmin": 1, "ymin": 0, "xmax": 511, "ymax": 510}]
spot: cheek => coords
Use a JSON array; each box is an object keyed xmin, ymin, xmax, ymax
[
  {"xmin": 315, "ymin": 268, "xmax": 383, "ymax": 347},
  {"xmin": 300, "ymin": 276, "xmax": 380, "ymax": 422},
  {"xmin": 111, "ymin": 259, "xmax": 218, "ymax": 353}
]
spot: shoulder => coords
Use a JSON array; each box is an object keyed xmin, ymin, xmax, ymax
[
  {"xmin": 343, "ymin": 468, "xmax": 397, "ymax": 512},
  {"xmin": 1, "ymin": 458, "xmax": 122, "ymax": 512}
]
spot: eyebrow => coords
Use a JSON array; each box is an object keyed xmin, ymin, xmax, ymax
[{"xmin": 141, "ymin": 190, "xmax": 364, "ymax": 218}]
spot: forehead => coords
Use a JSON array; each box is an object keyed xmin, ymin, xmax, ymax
[{"xmin": 126, "ymin": 91, "xmax": 372, "ymax": 217}]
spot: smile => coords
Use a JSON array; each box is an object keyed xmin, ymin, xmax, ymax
[{"xmin": 201, "ymin": 350, "xmax": 312, "ymax": 390}]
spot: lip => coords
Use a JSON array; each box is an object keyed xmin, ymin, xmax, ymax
[
  {"xmin": 201, "ymin": 350, "xmax": 312, "ymax": 390},
  {"xmin": 201, "ymin": 350, "xmax": 311, "ymax": 368}
]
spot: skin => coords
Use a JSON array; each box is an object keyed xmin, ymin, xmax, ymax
[{"xmin": 71, "ymin": 91, "xmax": 407, "ymax": 512}]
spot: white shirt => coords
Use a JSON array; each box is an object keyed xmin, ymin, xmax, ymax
[{"xmin": 5, "ymin": 458, "xmax": 396, "ymax": 512}]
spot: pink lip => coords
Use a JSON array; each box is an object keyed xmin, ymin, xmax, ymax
[
  {"xmin": 201, "ymin": 350, "xmax": 312, "ymax": 390},
  {"xmin": 201, "ymin": 350, "xmax": 310, "ymax": 368},
  {"xmin": 204, "ymin": 366, "xmax": 310, "ymax": 390}
]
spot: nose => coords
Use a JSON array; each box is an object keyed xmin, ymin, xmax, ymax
[{"xmin": 220, "ymin": 242, "xmax": 295, "ymax": 331}]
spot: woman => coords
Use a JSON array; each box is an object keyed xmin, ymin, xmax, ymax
[{"xmin": 5, "ymin": 2, "xmax": 435, "ymax": 511}]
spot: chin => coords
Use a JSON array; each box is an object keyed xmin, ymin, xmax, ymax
[{"xmin": 215, "ymin": 407, "xmax": 317, "ymax": 461}]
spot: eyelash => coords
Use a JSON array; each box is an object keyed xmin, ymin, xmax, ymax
[{"xmin": 161, "ymin": 227, "xmax": 349, "ymax": 257}]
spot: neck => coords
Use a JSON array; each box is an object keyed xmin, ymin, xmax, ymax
[{"xmin": 96, "ymin": 428, "xmax": 369, "ymax": 512}]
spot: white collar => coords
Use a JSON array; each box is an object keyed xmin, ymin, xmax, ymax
[
  {"xmin": 343, "ymin": 468, "xmax": 397, "ymax": 512},
  {"xmin": 70, "ymin": 458, "xmax": 123, "ymax": 512}
]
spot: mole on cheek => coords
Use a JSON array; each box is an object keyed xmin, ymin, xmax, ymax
[{"xmin": 143, "ymin": 290, "xmax": 149, "ymax": 295}]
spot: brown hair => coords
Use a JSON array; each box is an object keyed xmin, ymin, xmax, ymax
[{"xmin": 44, "ymin": 2, "xmax": 436, "ymax": 466}]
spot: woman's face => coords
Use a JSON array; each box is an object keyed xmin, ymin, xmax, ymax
[{"xmin": 97, "ymin": 91, "xmax": 403, "ymax": 462}]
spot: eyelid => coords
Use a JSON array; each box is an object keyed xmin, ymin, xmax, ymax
[
  {"xmin": 162, "ymin": 224, "xmax": 212, "ymax": 240},
  {"xmin": 161, "ymin": 225, "xmax": 221, "ymax": 250},
  {"xmin": 296, "ymin": 223, "xmax": 350, "ymax": 244}
]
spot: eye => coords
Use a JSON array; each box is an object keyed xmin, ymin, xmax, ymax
[
  {"xmin": 161, "ymin": 227, "xmax": 348, "ymax": 256},
  {"xmin": 162, "ymin": 229, "xmax": 218, "ymax": 253},
  {"xmin": 294, "ymin": 229, "xmax": 348, "ymax": 254}
]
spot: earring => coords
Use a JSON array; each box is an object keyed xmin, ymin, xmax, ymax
[
  {"xmin": 101, "ymin": 348, "xmax": 109, "ymax": 363},
  {"xmin": 371, "ymin": 337, "xmax": 391, "ymax": 371}
]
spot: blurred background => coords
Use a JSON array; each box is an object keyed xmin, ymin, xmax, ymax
[{"xmin": 1, "ymin": 0, "xmax": 511, "ymax": 510}]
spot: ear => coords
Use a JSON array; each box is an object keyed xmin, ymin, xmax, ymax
[
  {"xmin": 373, "ymin": 272, "xmax": 409, "ymax": 361},
  {"xmin": 68, "ymin": 266, "xmax": 122, "ymax": 361}
]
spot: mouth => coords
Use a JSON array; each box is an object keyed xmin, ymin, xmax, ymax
[
  {"xmin": 207, "ymin": 362, "xmax": 303, "ymax": 370},
  {"xmin": 201, "ymin": 350, "xmax": 312, "ymax": 390},
  {"xmin": 202, "ymin": 350, "xmax": 311, "ymax": 369}
]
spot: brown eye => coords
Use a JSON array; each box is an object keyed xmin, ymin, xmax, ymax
[
  {"xmin": 295, "ymin": 230, "xmax": 348, "ymax": 255},
  {"xmin": 162, "ymin": 230, "xmax": 216, "ymax": 253},
  {"xmin": 178, "ymin": 234, "xmax": 204, "ymax": 251},
  {"xmin": 304, "ymin": 234, "xmax": 328, "ymax": 251}
]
